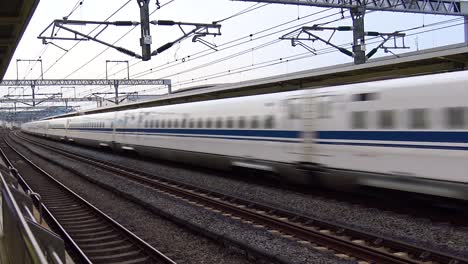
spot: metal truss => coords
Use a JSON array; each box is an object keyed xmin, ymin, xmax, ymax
[
  {"xmin": 0, "ymin": 97, "xmax": 102, "ymax": 104},
  {"xmin": 0, "ymin": 78, "xmax": 171, "ymax": 109},
  {"xmin": 0, "ymin": 106, "xmax": 70, "ymax": 110},
  {"xmin": 0, "ymin": 79, "xmax": 171, "ymax": 86},
  {"xmin": 234, "ymin": 0, "xmax": 468, "ymax": 16}
]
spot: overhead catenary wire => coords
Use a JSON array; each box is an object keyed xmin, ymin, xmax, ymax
[
  {"xmin": 42, "ymin": 0, "xmax": 133, "ymax": 77},
  {"xmin": 213, "ymin": 3, "xmax": 270, "ymax": 23},
  {"xmin": 65, "ymin": 0, "xmax": 178, "ymax": 80},
  {"xmin": 94, "ymin": 8, "xmax": 340, "ymax": 95},
  {"xmin": 21, "ymin": 0, "xmax": 86, "ymax": 80},
  {"xmin": 88, "ymin": 7, "xmax": 462, "ymax": 97},
  {"xmin": 128, "ymin": 8, "xmax": 340, "ymax": 79},
  {"xmin": 98, "ymin": 1, "xmax": 272, "ymax": 79},
  {"xmin": 168, "ymin": 18, "xmax": 465, "ymax": 88},
  {"xmin": 135, "ymin": 13, "xmax": 463, "ymax": 82}
]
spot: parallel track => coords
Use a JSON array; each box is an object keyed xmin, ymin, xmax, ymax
[
  {"xmin": 1, "ymin": 136, "xmax": 176, "ymax": 264},
  {"xmin": 13, "ymin": 132, "xmax": 468, "ymax": 264}
]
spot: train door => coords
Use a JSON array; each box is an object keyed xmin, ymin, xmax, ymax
[
  {"xmin": 111, "ymin": 112, "xmax": 118, "ymax": 146},
  {"xmin": 300, "ymin": 96, "xmax": 318, "ymax": 166},
  {"xmin": 65, "ymin": 118, "xmax": 70, "ymax": 139},
  {"xmin": 285, "ymin": 96, "xmax": 317, "ymax": 166}
]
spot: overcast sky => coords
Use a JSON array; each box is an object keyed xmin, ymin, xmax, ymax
[{"xmin": 3, "ymin": 0, "xmax": 465, "ymax": 108}]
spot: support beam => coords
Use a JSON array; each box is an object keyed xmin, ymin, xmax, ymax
[
  {"xmin": 233, "ymin": 0, "xmax": 468, "ymax": 16},
  {"xmin": 0, "ymin": 79, "xmax": 171, "ymax": 86}
]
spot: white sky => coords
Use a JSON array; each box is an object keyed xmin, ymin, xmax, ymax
[{"xmin": 3, "ymin": 0, "xmax": 465, "ymax": 109}]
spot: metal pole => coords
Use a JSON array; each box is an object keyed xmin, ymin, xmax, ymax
[
  {"xmin": 465, "ymin": 16, "xmax": 468, "ymax": 43},
  {"xmin": 105, "ymin": 60, "xmax": 109, "ymax": 80},
  {"xmin": 39, "ymin": 59, "xmax": 44, "ymax": 80},
  {"xmin": 31, "ymin": 84, "xmax": 35, "ymax": 107},
  {"xmin": 126, "ymin": 61, "xmax": 130, "ymax": 79},
  {"xmin": 351, "ymin": 7, "xmax": 366, "ymax": 64},
  {"xmin": 16, "ymin": 60, "xmax": 19, "ymax": 80},
  {"xmin": 137, "ymin": 0, "xmax": 152, "ymax": 61},
  {"xmin": 114, "ymin": 81, "xmax": 119, "ymax": 105}
]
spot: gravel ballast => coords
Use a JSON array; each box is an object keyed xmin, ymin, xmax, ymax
[
  {"xmin": 18, "ymin": 133, "xmax": 468, "ymax": 259},
  {"xmin": 11, "ymin": 134, "xmax": 356, "ymax": 264}
]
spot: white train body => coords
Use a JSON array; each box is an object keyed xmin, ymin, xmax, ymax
[{"xmin": 22, "ymin": 71, "xmax": 468, "ymax": 200}]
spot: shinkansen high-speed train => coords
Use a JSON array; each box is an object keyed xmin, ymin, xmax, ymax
[{"xmin": 22, "ymin": 71, "xmax": 468, "ymax": 200}]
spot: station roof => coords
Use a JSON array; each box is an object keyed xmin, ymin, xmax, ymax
[
  {"xmin": 0, "ymin": 0, "xmax": 39, "ymax": 80},
  {"xmin": 48, "ymin": 42, "xmax": 468, "ymax": 119}
]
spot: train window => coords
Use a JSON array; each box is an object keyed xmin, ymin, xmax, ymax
[
  {"xmin": 206, "ymin": 118, "xmax": 213, "ymax": 128},
  {"xmin": 378, "ymin": 110, "xmax": 395, "ymax": 129},
  {"xmin": 318, "ymin": 96, "xmax": 333, "ymax": 118},
  {"xmin": 251, "ymin": 116, "xmax": 259, "ymax": 129},
  {"xmin": 197, "ymin": 118, "xmax": 203, "ymax": 128},
  {"xmin": 149, "ymin": 120, "xmax": 154, "ymax": 128},
  {"xmin": 181, "ymin": 119, "xmax": 187, "ymax": 128},
  {"xmin": 154, "ymin": 120, "xmax": 159, "ymax": 128},
  {"xmin": 226, "ymin": 117, "xmax": 234, "ymax": 128},
  {"xmin": 287, "ymin": 99, "xmax": 301, "ymax": 119},
  {"xmin": 445, "ymin": 107, "xmax": 466, "ymax": 129},
  {"xmin": 351, "ymin": 111, "xmax": 367, "ymax": 129},
  {"xmin": 265, "ymin": 115, "xmax": 275, "ymax": 129},
  {"xmin": 409, "ymin": 109, "xmax": 429, "ymax": 129},
  {"xmin": 238, "ymin": 116, "xmax": 246, "ymax": 129},
  {"xmin": 352, "ymin": 93, "xmax": 378, "ymax": 102},
  {"xmin": 189, "ymin": 119, "xmax": 195, "ymax": 128},
  {"xmin": 174, "ymin": 119, "xmax": 179, "ymax": 128},
  {"xmin": 168, "ymin": 119, "xmax": 172, "ymax": 128},
  {"xmin": 216, "ymin": 118, "xmax": 223, "ymax": 128},
  {"xmin": 161, "ymin": 120, "xmax": 166, "ymax": 128}
]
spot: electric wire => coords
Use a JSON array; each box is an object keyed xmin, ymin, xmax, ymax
[
  {"xmin": 65, "ymin": 0, "xmax": 177, "ymax": 80},
  {"xmin": 20, "ymin": 0, "xmax": 87, "ymax": 80},
  {"xmin": 213, "ymin": 3, "xmax": 270, "ymax": 23},
  {"xmin": 129, "ymin": 8, "xmax": 340, "ymax": 79},
  {"xmin": 100, "ymin": 1, "xmax": 272, "ymax": 78},
  {"xmin": 169, "ymin": 18, "xmax": 465, "ymax": 88},
  {"xmin": 74, "ymin": 0, "xmax": 178, "ymax": 97},
  {"xmin": 42, "ymin": 0, "xmax": 133, "ymax": 77}
]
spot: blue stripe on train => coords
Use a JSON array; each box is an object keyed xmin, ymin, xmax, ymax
[
  {"xmin": 317, "ymin": 131, "xmax": 468, "ymax": 143},
  {"xmin": 116, "ymin": 128, "xmax": 301, "ymax": 138},
  {"xmin": 66, "ymin": 128, "xmax": 301, "ymax": 138},
  {"xmin": 65, "ymin": 128, "xmax": 468, "ymax": 147}
]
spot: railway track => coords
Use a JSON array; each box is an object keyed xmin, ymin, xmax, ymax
[
  {"xmin": 12, "ymin": 132, "xmax": 468, "ymax": 264},
  {"xmin": 1, "ymin": 136, "xmax": 176, "ymax": 264}
]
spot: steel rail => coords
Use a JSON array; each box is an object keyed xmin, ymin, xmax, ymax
[
  {"xmin": 2, "ymin": 136, "xmax": 176, "ymax": 264},
  {"xmin": 15, "ymin": 132, "xmax": 468, "ymax": 264}
]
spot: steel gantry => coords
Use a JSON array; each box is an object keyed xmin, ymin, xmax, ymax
[
  {"xmin": 234, "ymin": 0, "xmax": 468, "ymax": 64},
  {"xmin": 0, "ymin": 78, "xmax": 171, "ymax": 108}
]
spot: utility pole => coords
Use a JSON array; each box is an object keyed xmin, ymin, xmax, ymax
[
  {"xmin": 31, "ymin": 84, "xmax": 36, "ymax": 107},
  {"xmin": 351, "ymin": 8, "xmax": 366, "ymax": 64},
  {"xmin": 137, "ymin": 0, "xmax": 152, "ymax": 61},
  {"xmin": 114, "ymin": 81, "xmax": 119, "ymax": 105}
]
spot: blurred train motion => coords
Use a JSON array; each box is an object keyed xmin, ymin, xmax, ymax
[{"xmin": 22, "ymin": 71, "xmax": 468, "ymax": 200}]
